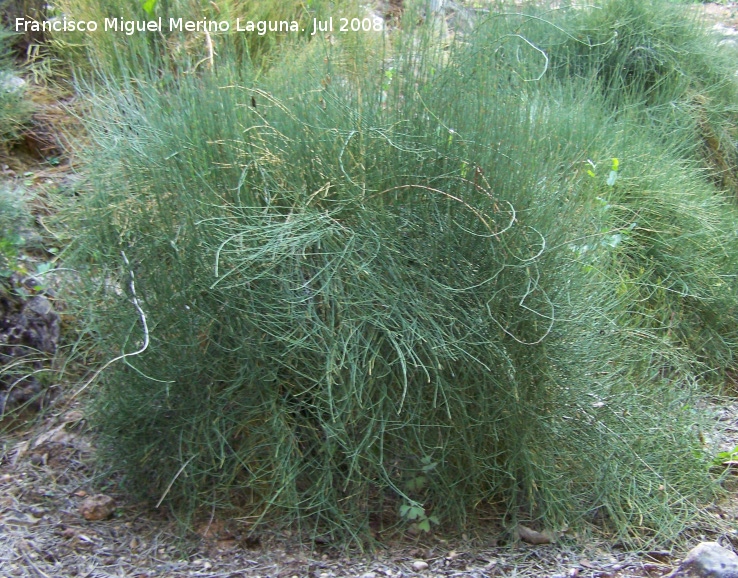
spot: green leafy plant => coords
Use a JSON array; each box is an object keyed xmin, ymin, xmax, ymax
[
  {"xmin": 399, "ymin": 503, "xmax": 439, "ymax": 534},
  {"xmin": 713, "ymin": 447, "xmax": 738, "ymax": 467},
  {"xmin": 400, "ymin": 456, "xmax": 440, "ymax": 533}
]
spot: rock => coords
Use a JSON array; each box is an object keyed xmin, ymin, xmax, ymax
[
  {"xmin": 79, "ymin": 494, "xmax": 116, "ymax": 521},
  {"xmin": 0, "ymin": 73, "xmax": 25, "ymax": 94},
  {"xmin": 0, "ymin": 288, "xmax": 59, "ymax": 413},
  {"xmin": 411, "ymin": 560, "xmax": 429, "ymax": 572},
  {"xmin": 713, "ymin": 22, "xmax": 738, "ymax": 38},
  {"xmin": 517, "ymin": 524, "xmax": 554, "ymax": 545},
  {"xmin": 666, "ymin": 542, "xmax": 738, "ymax": 578},
  {"xmin": 1, "ymin": 291, "xmax": 60, "ymax": 357}
]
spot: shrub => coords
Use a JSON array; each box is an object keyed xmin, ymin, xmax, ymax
[
  {"xmin": 548, "ymin": 0, "xmax": 738, "ymax": 194},
  {"xmin": 454, "ymin": 1, "xmax": 738, "ymax": 388},
  {"xmin": 67, "ymin": 20, "xmax": 718, "ymax": 546},
  {"xmin": 589, "ymin": 135, "xmax": 738, "ymax": 388}
]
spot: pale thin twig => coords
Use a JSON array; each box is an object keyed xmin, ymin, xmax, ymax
[
  {"xmin": 70, "ymin": 251, "xmax": 149, "ymax": 400},
  {"xmin": 156, "ymin": 455, "xmax": 196, "ymax": 508}
]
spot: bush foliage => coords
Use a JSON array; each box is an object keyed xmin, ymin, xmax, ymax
[
  {"xmin": 552, "ymin": 0, "xmax": 738, "ymax": 192},
  {"xmin": 67, "ymin": 0, "xmax": 738, "ymax": 545}
]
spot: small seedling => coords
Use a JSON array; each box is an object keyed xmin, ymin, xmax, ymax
[
  {"xmin": 400, "ymin": 456, "xmax": 440, "ymax": 532},
  {"xmin": 399, "ymin": 502, "xmax": 440, "ymax": 533},
  {"xmin": 607, "ymin": 158, "xmax": 620, "ymax": 186},
  {"xmin": 713, "ymin": 446, "xmax": 738, "ymax": 467}
]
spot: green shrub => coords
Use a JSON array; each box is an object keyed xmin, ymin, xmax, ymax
[
  {"xmin": 440, "ymin": 4, "xmax": 738, "ymax": 389},
  {"xmin": 589, "ymin": 136, "xmax": 738, "ymax": 388},
  {"xmin": 67, "ymin": 20, "xmax": 719, "ymax": 545},
  {"xmin": 448, "ymin": 1, "xmax": 738, "ymax": 388},
  {"xmin": 548, "ymin": 0, "xmax": 738, "ymax": 193}
]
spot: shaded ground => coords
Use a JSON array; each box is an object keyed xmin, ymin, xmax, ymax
[
  {"xmin": 0, "ymin": 408, "xmax": 686, "ymax": 578},
  {"xmin": 6, "ymin": 401, "xmax": 738, "ymax": 577},
  {"xmin": 2, "ymin": 3, "xmax": 738, "ymax": 577}
]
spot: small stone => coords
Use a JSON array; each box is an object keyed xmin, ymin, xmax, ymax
[
  {"xmin": 27, "ymin": 506, "xmax": 44, "ymax": 517},
  {"xmin": 666, "ymin": 542, "xmax": 738, "ymax": 578},
  {"xmin": 26, "ymin": 295, "xmax": 53, "ymax": 316},
  {"xmin": 0, "ymin": 73, "xmax": 25, "ymax": 93},
  {"xmin": 78, "ymin": 494, "xmax": 116, "ymax": 521},
  {"xmin": 412, "ymin": 560, "xmax": 429, "ymax": 572},
  {"xmin": 361, "ymin": 572, "xmax": 377, "ymax": 578},
  {"xmin": 64, "ymin": 410, "xmax": 85, "ymax": 423},
  {"xmin": 29, "ymin": 454, "xmax": 45, "ymax": 466},
  {"xmin": 648, "ymin": 551, "xmax": 673, "ymax": 562},
  {"xmin": 517, "ymin": 524, "xmax": 554, "ymax": 545}
]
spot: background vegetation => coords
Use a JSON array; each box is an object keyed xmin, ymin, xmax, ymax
[
  {"xmin": 0, "ymin": 27, "xmax": 32, "ymax": 145},
  {"xmin": 51, "ymin": 0, "xmax": 351, "ymax": 74},
  {"xmin": 0, "ymin": 24, "xmax": 34, "ymax": 286}
]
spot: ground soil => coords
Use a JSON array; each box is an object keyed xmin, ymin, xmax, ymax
[{"xmin": 3, "ymin": 3, "xmax": 738, "ymax": 577}]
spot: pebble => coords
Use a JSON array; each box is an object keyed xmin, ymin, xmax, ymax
[
  {"xmin": 412, "ymin": 560, "xmax": 429, "ymax": 572},
  {"xmin": 666, "ymin": 542, "xmax": 738, "ymax": 578},
  {"xmin": 78, "ymin": 494, "xmax": 116, "ymax": 521},
  {"xmin": 0, "ymin": 73, "xmax": 25, "ymax": 93}
]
